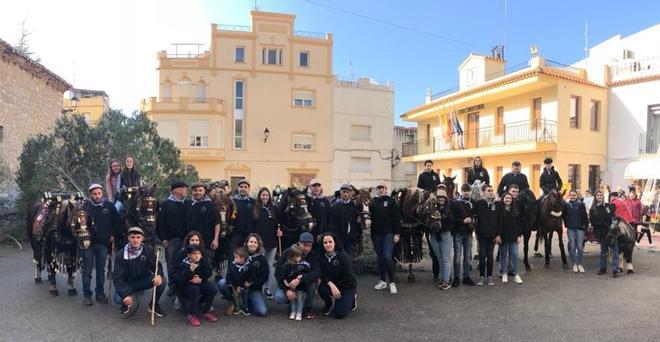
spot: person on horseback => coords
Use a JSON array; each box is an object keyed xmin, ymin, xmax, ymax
[
  {"xmin": 467, "ymin": 156, "xmax": 490, "ymax": 186},
  {"xmin": 589, "ymin": 190, "xmax": 619, "ymax": 277},
  {"xmin": 81, "ymin": 183, "xmax": 120, "ymax": 306},
  {"xmin": 115, "ymin": 155, "xmax": 142, "ymax": 214},
  {"xmin": 497, "ymin": 161, "xmax": 530, "ymax": 198},
  {"xmin": 157, "ymin": 180, "xmax": 189, "ymax": 296},
  {"xmin": 450, "ymin": 184, "xmax": 476, "ymax": 287},
  {"xmin": 105, "ymin": 159, "xmax": 122, "ymax": 204},
  {"xmin": 539, "ymin": 158, "xmax": 563, "ymax": 202},
  {"xmin": 417, "ymin": 160, "xmax": 441, "ymax": 192},
  {"xmin": 369, "ymin": 181, "xmax": 401, "ymax": 294}
]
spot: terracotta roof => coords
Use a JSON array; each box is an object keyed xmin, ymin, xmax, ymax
[
  {"xmin": 0, "ymin": 37, "xmax": 71, "ymax": 93},
  {"xmin": 608, "ymin": 74, "xmax": 660, "ymax": 87}
]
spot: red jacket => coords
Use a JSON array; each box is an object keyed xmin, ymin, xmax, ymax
[
  {"xmin": 611, "ymin": 197, "xmax": 633, "ymax": 223},
  {"xmin": 625, "ymin": 198, "xmax": 643, "ymax": 224}
]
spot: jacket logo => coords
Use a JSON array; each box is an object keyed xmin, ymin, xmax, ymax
[
  {"xmin": 332, "ymin": 259, "xmax": 339, "ymax": 266},
  {"xmin": 140, "ymin": 255, "xmax": 146, "ymax": 261},
  {"xmin": 102, "ymin": 208, "xmax": 109, "ymax": 215},
  {"xmin": 200, "ymin": 207, "xmax": 207, "ymax": 213},
  {"xmin": 479, "ymin": 172, "xmax": 483, "ymax": 177},
  {"xmin": 384, "ymin": 201, "xmax": 388, "ymax": 207},
  {"xmin": 253, "ymin": 260, "xmax": 260, "ymax": 268}
]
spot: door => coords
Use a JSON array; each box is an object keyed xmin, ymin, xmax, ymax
[
  {"xmin": 531, "ymin": 164, "xmax": 541, "ymax": 196},
  {"xmin": 466, "ymin": 112, "xmax": 479, "ymax": 149},
  {"xmin": 290, "ymin": 173, "xmax": 316, "ymax": 188},
  {"xmin": 647, "ymin": 104, "xmax": 660, "ymax": 153}
]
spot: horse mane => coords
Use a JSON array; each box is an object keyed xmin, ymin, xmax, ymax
[{"xmin": 401, "ymin": 188, "xmax": 422, "ymax": 214}]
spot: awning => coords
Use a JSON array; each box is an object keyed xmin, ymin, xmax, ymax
[{"xmin": 624, "ymin": 157, "xmax": 660, "ymax": 179}]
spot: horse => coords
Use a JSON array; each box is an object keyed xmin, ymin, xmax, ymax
[
  {"xmin": 276, "ymin": 187, "xmax": 316, "ymax": 249},
  {"xmin": 537, "ymin": 189, "xmax": 568, "ymax": 268},
  {"xmin": 26, "ymin": 192, "xmax": 89, "ymax": 296},
  {"xmin": 606, "ymin": 217, "xmax": 636, "ymax": 274},
  {"xmin": 441, "ymin": 174, "xmax": 457, "ymax": 198},
  {"xmin": 118, "ymin": 184, "xmax": 159, "ymax": 246},
  {"xmin": 209, "ymin": 182, "xmax": 235, "ymax": 275},
  {"xmin": 517, "ymin": 188, "xmax": 539, "ymax": 271},
  {"xmin": 353, "ymin": 187, "xmax": 374, "ymax": 257},
  {"xmin": 470, "ymin": 180, "xmax": 486, "ymax": 202}
]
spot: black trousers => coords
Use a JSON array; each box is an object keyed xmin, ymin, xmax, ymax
[
  {"xmin": 178, "ymin": 281, "xmax": 218, "ymax": 315},
  {"xmin": 478, "ymin": 237, "xmax": 495, "ymax": 277}
]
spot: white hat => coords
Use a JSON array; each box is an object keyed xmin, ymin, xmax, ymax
[
  {"xmin": 309, "ymin": 178, "xmax": 321, "ymax": 186},
  {"xmin": 376, "ymin": 181, "xmax": 388, "ymax": 188},
  {"xmin": 88, "ymin": 183, "xmax": 103, "ymax": 192}
]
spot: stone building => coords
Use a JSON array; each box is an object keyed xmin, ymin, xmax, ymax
[{"xmin": 0, "ymin": 37, "xmax": 71, "ymax": 203}]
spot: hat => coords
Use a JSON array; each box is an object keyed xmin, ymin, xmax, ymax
[
  {"xmin": 512, "ymin": 160, "xmax": 521, "ymax": 166},
  {"xmin": 127, "ymin": 227, "xmax": 144, "ymax": 235},
  {"xmin": 309, "ymin": 178, "xmax": 321, "ymax": 186},
  {"xmin": 88, "ymin": 183, "xmax": 103, "ymax": 192},
  {"xmin": 190, "ymin": 182, "xmax": 206, "ymax": 190},
  {"xmin": 437, "ymin": 183, "xmax": 447, "ymax": 189},
  {"xmin": 237, "ymin": 179, "xmax": 250, "ymax": 187},
  {"xmin": 436, "ymin": 189, "xmax": 448, "ymax": 199},
  {"xmin": 186, "ymin": 244, "xmax": 202, "ymax": 254},
  {"xmin": 376, "ymin": 180, "xmax": 388, "ymax": 188},
  {"xmin": 610, "ymin": 192, "xmax": 619, "ymax": 198},
  {"xmin": 298, "ymin": 232, "xmax": 314, "ymax": 243},
  {"xmin": 543, "ymin": 157, "xmax": 553, "ymax": 164},
  {"xmin": 171, "ymin": 180, "xmax": 189, "ymax": 190},
  {"xmin": 340, "ymin": 183, "xmax": 352, "ymax": 191}
]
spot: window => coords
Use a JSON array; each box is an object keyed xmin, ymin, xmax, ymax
[
  {"xmin": 189, "ymin": 120, "xmax": 209, "ymax": 147},
  {"xmin": 405, "ymin": 163, "xmax": 417, "ymax": 175},
  {"xmin": 568, "ymin": 164, "xmax": 581, "ymax": 190},
  {"xmin": 425, "ymin": 124, "xmax": 431, "ymax": 146},
  {"xmin": 235, "ymin": 46, "xmax": 245, "ymax": 63},
  {"xmin": 495, "ymin": 106, "xmax": 504, "ymax": 135},
  {"xmin": 178, "ymin": 78, "xmax": 191, "ymax": 98},
  {"xmin": 351, "ymin": 157, "xmax": 371, "ymax": 172},
  {"xmin": 588, "ymin": 165, "xmax": 601, "ymax": 193},
  {"xmin": 350, "ymin": 125, "xmax": 371, "ymax": 141},
  {"xmin": 292, "ymin": 134, "xmax": 314, "ymax": 151},
  {"xmin": 466, "ymin": 67, "xmax": 476, "ymax": 86},
  {"xmin": 156, "ymin": 120, "xmax": 178, "ymax": 145},
  {"xmin": 292, "ymin": 90, "xmax": 314, "ymax": 107},
  {"xmin": 531, "ymin": 97, "xmax": 542, "ymax": 129},
  {"xmin": 162, "ymin": 81, "xmax": 172, "ymax": 100},
  {"xmin": 590, "ymin": 100, "xmax": 600, "ymax": 131},
  {"xmin": 234, "ymin": 80, "xmax": 245, "ymax": 149},
  {"xmin": 196, "ymin": 82, "xmax": 206, "ymax": 102},
  {"xmin": 299, "ymin": 51, "xmax": 309, "ymax": 67},
  {"xmin": 262, "ymin": 47, "xmax": 283, "ymax": 65},
  {"xmin": 570, "ymin": 95, "xmax": 581, "ymax": 129}
]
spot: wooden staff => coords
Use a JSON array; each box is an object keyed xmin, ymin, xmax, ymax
[
  {"xmin": 150, "ymin": 247, "xmax": 160, "ymax": 327},
  {"xmin": 107, "ymin": 240, "xmax": 115, "ymax": 296},
  {"xmin": 277, "ymin": 224, "xmax": 283, "ymax": 257}
]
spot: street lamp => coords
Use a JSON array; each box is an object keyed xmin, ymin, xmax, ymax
[
  {"xmin": 264, "ymin": 127, "xmax": 270, "ymax": 142},
  {"xmin": 71, "ymin": 96, "xmax": 80, "ymax": 110}
]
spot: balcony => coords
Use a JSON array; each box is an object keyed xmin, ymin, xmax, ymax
[
  {"xmin": 141, "ymin": 97, "xmax": 224, "ymax": 115},
  {"xmin": 180, "ymin": 147, "xmax": 225, "ymax": 161},
  {"xmin": 402, "ymin": 119, "xmax": 557, "ymax": 160},
  {"xmin": 609, "ymin": 56, "xmax": 660, "ymax": 85},
  {"xmin": 639, "ymin": 132, "xmax": 659, "ymax": 154}
]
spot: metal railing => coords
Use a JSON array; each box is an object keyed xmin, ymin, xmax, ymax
[
  {"xmin": 402, "ymin": 119, "xmax": 557, "ymax": 157},
  {"xmin": 545, "ymin": 59, "xmax": 581, "ymax": 75},
  {"xmin": 294, "ymin": 30, "xmax": 326, "ymax": 39},
  {"xmin": 165, "ymin": 43, "xmax": 207, "ymax": 58},
  {"xmin": 609, "ymin": 55, "xmax": 660, "ymax": 83},
  {"xmin": 217, "ymin": 24, "xmax": 252, "ymax": 32}
]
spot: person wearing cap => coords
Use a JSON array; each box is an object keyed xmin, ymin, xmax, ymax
[
  {"xmin": 497, "ymin": 161, "xmax": 530, "ymax": 198},
  {"xmin": 171, "ymin": 244, "xmax": 218, "ymax": 326},
  {"xmin": 112, "ymin": 227, "xmax": 166, "ymax": 318},
  {"xmin": 539, "ymin": 157, "xmax": 563, "ymax": 198},
  {"xmin": 81, "ymin": 183, "xmax": 121, "ymax": 306},
  {"xmin": 417, "ymin": 160, "xmax": 441, "ymax": 192},
  {"xmin": 427, "ymin": 188, "xmax": 455, "ymax": 291},
  {"xmin": 306, "ymin": 178, "xmax": 332, "ymax": 239},
  {"xmin": 228, "ymin": 179, "xmax": 257, "ymax": 262},
  {"xmin": 157, "ymin": 180, "xmax": 189, "ymax": 296},
  {"xmin": 274, "ymin": 232, "xmax": 321, "ymax": 319},
  {"xmin": 369, "ymin": 181, "xmax": 401, "ymax": 294},
  {"xmin": 328, "ymin": 183, "xmax": 361, "ymax": 258},
  {"xmin": 187, "ymin": 182, "xmax": 221, "ymax": 257}
]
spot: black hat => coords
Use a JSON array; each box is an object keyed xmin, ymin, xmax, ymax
[
  {"xmin": 186, "ymin": 244, "xmax": 202, "ymax": 254},
  {"xmin": 171, "ymin": 180, "xmax": 189, "ymax": 190},
  {"xmin": 610, "ymin": 191, "xmax": 618, "ymax": 198},
  {"xmin": 544, "ymin": 157, "xmax": 553, "ymax": 164}
]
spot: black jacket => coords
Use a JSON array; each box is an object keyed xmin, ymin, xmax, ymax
[
  {"xmin": 450, "ymin": 197, "xmax": 474, "ymax": 235},
  {"xmin": 157, "ymin": 197, "xmax": 188, "ymax": 241},
  {"xmin": 497, "ymin": 172, "xmax": 530, "ymax": 197},
  {"xmin": 275, "ymin": 246, "xmax": 321, "ymax": 290},
  {"xmin": 417, "ymin": 170, "xmax": 441, "ymax": 192},
  {"xmin": 170, "ymin": 255, "xmax": 212, "ymax": 288},
  {"xmin": 497, "ymin": 202, "xmax": 522, "ymax": 243},
  {"xmin": 307, "ymin": 194, "xmax": 332, "ymax": 236},
  {"xmin": 563, "ymin": 200, "xmax": 589, "ymax": 230},
  {"xmin": 246, "ymin": 253, "xmax": 269, "ymax": 291},
  {"xmin": 467, "ymin": 167, "xmax": 490, "ymax": 185},
  {"xmin": 328, "ymin": 200, "xmax": 361, "ymax": 243},
  {"xmin": 539, "ymin": 167, "xmax": 563, "ymax": 195},
  {"xmin": 436, "ymin": 204, "xmax": 455, "ymax": 234},
  {"xmin": 119, "ymin": 169, "xmax": 141, "ymax": 188},
  {"xmin": 281, "ymin": 261, "xmax": 312, "ymax": 288},
  {"xmin": 86, "ymin": 199, "xmax": 121, "ymax": 244},
  {"xmin": 369, "ymin": 196, "xmax": 402, "ymax": 236},
  {"xmin": 187, "ymin": 198, "xmax": 219, "ymax": 246},
  {"xmin": 253, "ymin": 205, "xmax": 278, "ymax": 250},
  {"xmin": 230, "ymin": 196, "xmax": 256, "ymax": 238},
  {"xmin": 320, "ymin": 251, "xmax": 357, "ymax": 290},
  {"xmin": 474, "ymin": 199, "xmax": 499, "ymax": 239},
  {"xmin": 226, "ymin": 261, "xmax": 249, "ymax": 288},
  {"xmin": 112, "ymin": 244, "xmax": 163, "ymax": 299},
  {"xmin": 589, "ymin": 203, "xmax": 615, "ymax": 239}
]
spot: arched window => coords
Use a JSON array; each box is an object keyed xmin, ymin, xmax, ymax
[{"xmin": 178, "ymin": 77, "xmax": 191, "ymax": 98}]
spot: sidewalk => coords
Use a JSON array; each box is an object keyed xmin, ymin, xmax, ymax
[{"xmin": 635, "ymin": 229, "xmax": 659, "ymax": 254}]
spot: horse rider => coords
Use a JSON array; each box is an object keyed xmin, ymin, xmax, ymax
[
  {"xmin": 417, "ymin": 160, "xmax": 441, "ymax": 192},
  {"xmin": 157, "ymin": 180, "xmax": 189, "ymax": 296},
  {"xmin": 187, "ymin": 182, "xmax": 221, "ymax": 258},
  {"xmin": 497, "ymin": 161, "xmax": 530, "ymax": 198},
  {"xmin": 467, "ymin": 156, "xmax": 490, "ymax": 186},
  {"xmin": 539, "ymin": 157, "xmax": 563, "ymax": 202}
]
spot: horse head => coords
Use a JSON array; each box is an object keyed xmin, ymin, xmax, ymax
[
  {"xmin": 295, "ymin": 193, "xmax": 315, "ymax": 232},
  {"xmin": 470, "ymin": 181, "xmax": 486, "ymax": 202},
  {"xmin": 442, "ymin": 174, "xmax": 457, "ymax": 198},
  {"xmin": 209, "ymin": 185, "xmax": 234, "ymax": 236},
  {"xmin": 543, "ymin": 190, "xmax": 563, "ymax": 218},
  {"xmin": 418, "ymin": 191, "xmax": 444, "ymax": 232},
  {"xmin": 67, "ymin": 199, "xmax": 90, "ymax": 246},
  {"xmin": 355, "ymin": 187, "xmax": 373, "ymax": 230},
  {"xmin": 137, "ymin": 184, "xmax": 158, "ymax": 240}
]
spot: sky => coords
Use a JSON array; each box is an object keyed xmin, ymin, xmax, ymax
[{"xmin": 1, "ymin": 0, "xmax": 659, "ymax": 126}]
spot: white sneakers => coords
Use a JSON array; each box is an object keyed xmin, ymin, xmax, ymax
[
  {"xmin": 577, "ymin": 265, "xmax": 585, "ymax": 273},
  {"xmin": 573, "ymin": 264, "xmax": 579, "ymax": 273},
  {"xmin": 295, "ymin": 313, "xmax": 302, "ymax": 321},
  {"xmin": 502, "ymin": 274, "xmax": 508, "ymax": 283},
  {"xmin": 513, "ymin": 275, "xmax": 523, "ymax": 284},
  {"xmin": 374, "ymin": 280, "xmax": 387, "ymax": 290},
  {"xmin": 289, "ymin": 312, "xmax": 296, "ymax": 320},
  {"xmin": 389, "ymin": 282, "xmax": 397, "ymax": 294}
]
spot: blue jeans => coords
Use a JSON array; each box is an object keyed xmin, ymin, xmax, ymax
[
  {"xmin": 81, "ymin": 243, "xmax": 108, "ymax": 298},
  {"xmin": 567, "ymin": 228, "xmax": 585, "ymax": 265},
  {"xmin": 499, "ymin": 242, "xmax": 520, "ymax": 276},
  {"xmin": 273, "ymin": 282, "xmax": 317, "ymax": 312},
  {"xmin": 264, "ymin": 247, "xmax": 277, "ymax": 293},
  {"xmin": 452, "ymin": 233, "xmax": 472, "ymax": 279},
  {"xmin": 318, "ymin": 284, "xmax": 356, "ymax": 319},
  {"xmin": 164, "ymin": 238, "xmax": 181, "ymax": 287},
  {"xmin": 217, "ymin": 278, "xmax": 268, "ymax": 316},
  {"xmin": 290, "ymin": 291, "xmax": 306, "ymax": 315},
  {"xmin": 429, "ymin": 231, "xmax": 452, "ymax": 282},
  {"xmin": 599, "ymin": 237, "xmax": 619, "ymax": 272},
  {"xmin": 371, "ymin": 233, "xmax": 395, "ymax": 282}
]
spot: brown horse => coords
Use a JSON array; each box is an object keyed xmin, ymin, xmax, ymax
[
  {"xmin": 119, "ymin": 184, "xmax": 159, "ymax": 246},
  {"xmin": 538, "ymin": 189, "xmax": 568, "ymax": 268},
  {"xmin": 209, "ymin": 182, "xmax": 235, "ymax": 274},
  {"xmin": 441, "ymin": 174, "xmax": 457, "ymax": 198}
]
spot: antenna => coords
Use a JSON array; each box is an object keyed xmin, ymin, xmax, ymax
[
  {"xmin": 349, "ymin": 60, "xmax": 354, "ymax": 80},
  {"xmin": 254, "ymin": 0, "xmax": 259, "ymax": 10},
  {"xmin": 584, "ymin": 19, "xmax": 589, "ymax": 59},
  {"xmin": 503, "ymin": 0, "xmax": 508, "ymax": 51}
]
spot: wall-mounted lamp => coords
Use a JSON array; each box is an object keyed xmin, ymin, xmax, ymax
[{"xmin": 264, "ymin": 127, "xmax": 270, "ymax": 143}]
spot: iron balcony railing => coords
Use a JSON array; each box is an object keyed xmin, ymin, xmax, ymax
[{"xmin": 402, "ymin": 119, "xmax": 557, "ymax": 157}]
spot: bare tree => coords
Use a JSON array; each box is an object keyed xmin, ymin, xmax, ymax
[{"xmin": 16, "ymin": 17, "xmax": 41, "ymax": 63}]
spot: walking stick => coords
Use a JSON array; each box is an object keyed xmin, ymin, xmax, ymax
[
  {"xmin": 107, "ymin": 240, "xmax": 115, "ymax": 296},
  {"xmin": 150, "ymin": 247, "xmax": 160, "ymax": 327}
]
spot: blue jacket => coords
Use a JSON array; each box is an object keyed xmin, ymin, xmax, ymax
[{"xmin": 563, "ymin": 200, "xmax": 589, "ymax": 230}]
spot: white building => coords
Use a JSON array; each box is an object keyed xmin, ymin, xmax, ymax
[
  {"xmin": 332, "ymin": 77, "xmax": 395, "ymax": 189},
  {"xmin": 573, "ymin": 23, "xmax": 660, "ymax": 188},
  {"xmin": 392, "ymin": 126, "xmax": 417, "ymax": 189}
]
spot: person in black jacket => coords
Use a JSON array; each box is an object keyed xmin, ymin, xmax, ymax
[
  {"xmin": 187, "ymin": 182, "xmax": 220, "ymax": 256},
  {"xmin": 539, "ymin": 158, "xmax": 563, "ymax": 198},
  {"xmin": 281, "ymin": 245, "xmax": 311, "ymax": 321},
  {"xmin": 228, "ymin": 179, "xmax": 256, "ymax": 262},
  {"xmin": 222, "ymin": 247, "xmax": 250, "ymax": 315},
  {"xmin": 112, "ymin": 227, "xmax": 165, "ymax": 318},
  {"xmin": 252, "ymin": 187, "xmax": 279, "ymax": 298},
  {"xmin": 497, "ymin": 161, "xmax": 530, "ymax": 197},
  {"xmin": 474, "ymin": 185, "xmax": 498, "ymax": 285},
  {"xmin": 82, "ymin": 183, "xmax": 120, "ymax": 305},
  {"xmin": 328, "ymin": 184, "xmax": 361, "ymax": 258},
  {"xmin": 426, "ymin": 189, "xmax": 455, "ymax": 291},
  {"xmin": 157, "ymin": 180, "xmax": 189, "ymax": 296},
  {"xmin": 417, "ymin": 160, "xmax": 441, "ymax": 191},
  {"xmin": 369, "ymin": 181, "xmax": 401, "ymax": 294},
  {"xmin": 318, "ymin": 232, "xmax": 357, "ymax": 319},
  {"xmin": 171, "ymin": 244, "xmax": 218, "ymax": 326},
  {"xmin": 495, "ymin": 193, "xmax": 523, "ymax": 284},
  {"xmin": 589, "ymin": 190, "xmax": 619, "ymax": 277},
  {"xmin": 467, "ymin": 156, "xmax": 490, "ymax": 185},
  {"xmin": 114, "ymin": 155, "xmax": 142, "ymax": 214},
  {"xmin": 450, "ymin": 184, "xmax": 475, "ymax": 287},
  {"xmin": 306, "ymin": 179, "xmax": 332, "ymax": 239},
  {"xmin": 564, "ymin": 189, "xmax": 589, "ymax": 273}
]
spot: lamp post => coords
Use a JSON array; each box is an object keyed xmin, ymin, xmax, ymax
[
  {"xmin": 264, "ymin": 127, "xmax": 270, "ymax": 143},
  {"xmin": 71, "ymin": 96, "xmax": 80, "ymax": 110}
]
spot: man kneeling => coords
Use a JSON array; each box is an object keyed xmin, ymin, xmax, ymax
[
  {"xmin": 171, "ymin": 244, "xmax": 219, "ymax": 326},
  {"xmin": 112, "ymin": 227, "xmax": 166, "ymax": 318}
]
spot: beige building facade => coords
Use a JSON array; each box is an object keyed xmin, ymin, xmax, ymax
[{"xmin": 63, "ymin": 88, "xmax": 110, "ymax": 125}]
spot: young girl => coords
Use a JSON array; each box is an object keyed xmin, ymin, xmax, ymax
[
  {"xmin": 496, "ymin": 193, "xmax": 523, "ymax": 284},
  {"xmin": 589, "ymin": 190, "xmax": 618, "ymax": 277},
  {"xmin": 226, "ymin": 247, "xmax": 250, "ymax": 315},
  {"xmin": 564, "ymin": 189, "xmax": 589, "ymax": 273},
  {"xmin": 105, "ymin": 159, "xmax": 121, "ymax": 203},
  {"xmin": 282, "ymin": 245, "xmax": 311, "ymax": 321}
]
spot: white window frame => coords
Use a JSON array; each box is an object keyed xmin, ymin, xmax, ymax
[
  {"xmin": 189, "ymin": 120, "xmax": 209, "ymax": 148},
  {"xmin": 196, "ymin": 82, "xmax": 206, "ymax": 102},
  {"xmin": 262, "ymin": 47, "xmax": 283, "ymax": 65},
  {"xmin": 292, "ymin": 90, "xmax": 314, "ymax": 108},
  {"xmin": 162, "ymin": 81, "xmax": 172, "ymax": 100},
  {"xmin": 350, "ymin": 125, "xmax": 372, "ymax": 141},
  {"xmin": 292, "ymin": 134, "xmax": 314, "ymax": 151}
]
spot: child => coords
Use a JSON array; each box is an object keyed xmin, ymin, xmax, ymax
[
  {"xmin": 282, "ymin": 245, "xmax": 311, "ymax": 321},
  {"xmin": 171, "ymin": 244, "xmax": 218, "ymax": 326},
  {"xmin": 226, "ymin": 247, "xmax": 250, "ymax": 315}
]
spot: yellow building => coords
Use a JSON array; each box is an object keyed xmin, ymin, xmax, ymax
[
  {"xmin": 63, "ymin": 88, "xmax": 109, "ymax": 125},
  {"xmin": 401, "ymin": 50, "xmax": 608, "ymax": 195}
]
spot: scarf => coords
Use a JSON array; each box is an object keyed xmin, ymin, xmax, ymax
[
  {"xmin": 232, "ymin": 260, "xmax": 247, "ymax": 273},
  {"xmin": 168, "ymin": 194, "xmax": 186, "ymax": 203},
  {"xmin": 191, "ymin": 195, "xmax": 211, "ymax": 205},
  {"xmin": 324, "ymin": 252, "xmax": 336, "ymax": 263},
  {"xmin": 124, "ymin": 243, "xmax": 143, "ymax": 260},
  {"xmin": 307, "ymin": 190, "xmax": 324, "ymax": 200},
  {"xmin": 233, "ymin": 193, "xmax": 250, "ymax": 201}
]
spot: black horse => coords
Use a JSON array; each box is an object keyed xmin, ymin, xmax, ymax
[
  {"xmin": 276, "ymin": 187, "xmax": 316, "ymax": 249},
  {"xmin": 209, "ymin": 182, "xmax": 235, "ymax": 275},
  {"xmin": 538, "ymin": 189, "xmax": 568, "ymax": 268},
  {"xmin": 118, "ymin": 184, "xmax": 159, "ymax": 245},
  {"xmin": 517, "ymin": 188, "xmax": 539, "ymax": 271},
  {"xmin": 26, "ymin": 192, "xmax": 89, "ymax": 295}
]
